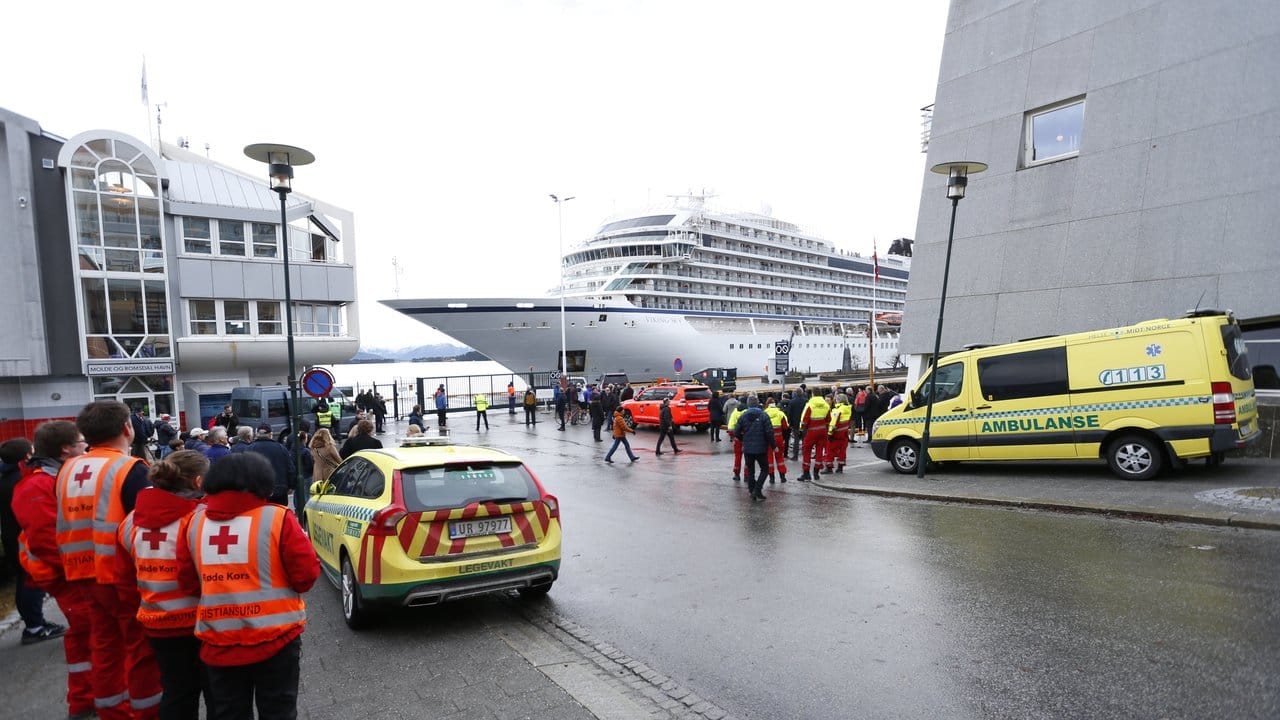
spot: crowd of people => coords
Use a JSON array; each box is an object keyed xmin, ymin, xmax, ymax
[{"xmin": 1, "ymin": 400, "xmax": 326, "ymax": 719}]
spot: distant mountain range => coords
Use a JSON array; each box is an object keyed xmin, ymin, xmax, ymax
[{"xmin": 352, "ymin": 343, "xmax": 483, "ymax": 363}]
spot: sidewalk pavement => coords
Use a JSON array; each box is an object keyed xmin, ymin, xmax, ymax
[{"xmin": 811, "ymin": 442, "xmax": 1280, "ymax": 530}]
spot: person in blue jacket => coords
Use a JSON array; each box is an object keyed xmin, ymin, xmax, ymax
[{"xmin": 734, "ymin": 396, "xmax": 773, "ymax": 501}]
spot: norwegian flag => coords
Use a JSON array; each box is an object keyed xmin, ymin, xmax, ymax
[{"xmin": 872, "ymin": 238, "xmax": 880, "ymax": 282}]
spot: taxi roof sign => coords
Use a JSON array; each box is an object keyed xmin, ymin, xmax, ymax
[{"xmin": 399, "ymin": 435, "xmax": 452, "ymax": 447}]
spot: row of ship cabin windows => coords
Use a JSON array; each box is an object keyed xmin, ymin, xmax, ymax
[{"xmin": 188, "ymin": 299, "xmax": 346, "ymax": 337}]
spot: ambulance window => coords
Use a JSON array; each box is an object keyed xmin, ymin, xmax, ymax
[
  {"xmin": 1222, "ymin": 324, "xmax": 1252, "ymax": 382},
  {"xmin": 920, "ymin": 362, "xmax": 964, "ymax": 404},
  {"xmin": 360, "ymin": 467, "xmax": 385, "ymax": 499},
  {"xmin": 977, "ymin": 347, "xmax": 1069, "ymax": 401}
]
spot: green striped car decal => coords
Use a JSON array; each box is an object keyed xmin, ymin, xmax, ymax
[
  {"xmin": 876, "ymin": 395, "xmax": 1212, "ymax": 427},
  {"xmin": 306, "ymin": 500, "xmax": 376, "ymax": 521}
]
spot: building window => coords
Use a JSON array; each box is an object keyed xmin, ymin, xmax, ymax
[
  {"xmin": 224, "ymin": 300, "xmax": 249, "ymax": 335},
  {"xmin": 1024, "ymin": 97, "xmax": 1084, "ymax": 167},
  {"xmin": 253, "ymin": 223, "xmax": 278, "ymax": 258},
  {"xmin": 184, "ymin": 217, "xmax": 212, "ymax": 254},
  {"xmin": 218, "ymin": 221, "xmax": 246, "ymax": 256},
  {"xmin": 190, "ymin": 300, "xmax": 217, "ymax": 335},
  {"xmin": 257, "ymin": 301, "xmax": 282, "ymax": 335}
]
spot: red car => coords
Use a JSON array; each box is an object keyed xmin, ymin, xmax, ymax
[{"xmin": 620, "ymin": 383, "xmax": 713, "ymax": 431}]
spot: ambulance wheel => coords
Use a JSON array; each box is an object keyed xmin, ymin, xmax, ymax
[
  {"xmin": 623, "ymin": 410, "xmax": 636, "ymax": 430},
  {"xmin": 341, "ymin": 554, "xmax": 368, "ymax": 630},
  {"xmin": 1107, "ymin": 434, "xmax": 1163, "ymax": 480},
  {"xmin": 888, "ymin": 438, "xmax": 920, "ymax": 474}
]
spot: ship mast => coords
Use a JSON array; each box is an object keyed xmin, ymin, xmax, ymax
[{"xmin": 869, "ymin": 241, "xmax": 878, "ymax": 389}]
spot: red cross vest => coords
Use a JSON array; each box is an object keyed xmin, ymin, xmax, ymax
[
  {"xmin": 55, "ymin": 447, "xmax": 141, "ymax": 583},
  {"xmin": 186, "ymin": 504, "xmax": 305, "ymax": 647},
  {"xmin": 119, "ymin": 509, "xmax": 200, "ymax": 631}
]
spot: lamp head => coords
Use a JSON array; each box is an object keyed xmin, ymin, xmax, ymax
[
  {"xmin": 244, "ymin": 143, "xmax": 315, "ymax": 195},
  {"xmin": 930, "ymin": 161, "xmax": 987, "ymax": 200}
]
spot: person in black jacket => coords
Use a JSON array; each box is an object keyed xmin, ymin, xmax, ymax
[
  {"xmin": 246, "ymin": 423, "xmax": 296, "ymax": 506},
  {"xmin": 655, "ymin": 398, "xmax": 682, "ymax": 455},
  {"xmin": 785, "ymin": 387, "xmax": 808, "ymax": 459},
  {"xmin": 588, "ymin": 395, "xmax": 605, "ymax": 442},
  {"xmin": 340, "ymin": 419, "xmax": 383, "ymax": 459},
  {"xmin": 734, "ymin": 397, "xmax": 772, "ymax": 501},
  {"xmin": 708, "ymin": 391, "xmax": 724, "ymax": 442}
]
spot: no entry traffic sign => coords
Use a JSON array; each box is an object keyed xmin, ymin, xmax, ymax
[{"xmin": 302, "ymin": 368, "xmax": 336, "ymax": 398}]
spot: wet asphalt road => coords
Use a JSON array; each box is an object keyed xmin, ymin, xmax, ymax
[{"xmin": 482, "ymin": 416, "xmax": 1280, "ymax": 720}]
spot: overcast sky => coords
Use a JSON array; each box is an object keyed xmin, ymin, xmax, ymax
[{"xmin": 4, "ymin": 0, "xmax": 949, "ymax": 350}]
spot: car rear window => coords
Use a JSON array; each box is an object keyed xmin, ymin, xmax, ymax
[
  {"xmin": 1221, "ymin": 323, "xmax": 1252, "ymax": 381},
  {"xmin": 683, "ymin": 388, "xmax": 712, "ymax": 400},
  {"xmin": 399, "ymin": 462, "xmax": 539, "ymax": 512}
]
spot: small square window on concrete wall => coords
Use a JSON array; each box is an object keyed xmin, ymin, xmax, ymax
[{"xmin": 1023, "ymin": 97, "xmax": 1085, "ymax": 167}]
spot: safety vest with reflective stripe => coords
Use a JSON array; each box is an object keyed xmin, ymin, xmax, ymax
[
  {"xmin": 727, "ymin": 407, "xmax": 745, "ymax": 432},
  {"xmin": 828, "ymin": 403, "xmax": 852, "ymax": 436},
  {"xmin": 802, "ymin": 397, "xmax": 830, "ymax": 432},
  {"xmin": 119, "ymin": 510, "xmax": 200, "ymax": 631},
  {"xmin": 764, "ymin": 406, "xmax": 789, "ymax": 441},
  {"xmin": 474, "ymin": 395, "xmax": 490, "ymax": 412},
  {"xmin": 55, "ymin": 448, "xmax": 140, "ymax": 583},
  {"xmin": 315, "ymin": 406, "xmax": 337, "ymax": 428},
  {"xmin": 187, "ymin": 504, "xmax": 305, "ymax": 647}
]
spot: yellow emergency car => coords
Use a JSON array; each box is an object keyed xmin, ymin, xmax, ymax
[
  {"xmin": 871, "ymin": 310, "xmax": 1260, "ymax": 480},
  {"xmin": 306, "ymin": 437, "xmax": 561, "ymax": 629}
]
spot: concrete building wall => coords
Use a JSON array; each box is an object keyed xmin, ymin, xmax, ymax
[{"xmin": 905, "ymin": 0, "xmax": 1280, "ymax": 357}]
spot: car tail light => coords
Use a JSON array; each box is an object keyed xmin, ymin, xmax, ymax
[
  {"xmin": 368, "ymin": 470, "xmax": 408, "ymax": 536},
  {"xmin": 542, "ymin": 494, "xmax": 560, "ymax": 520},
  {"xmin": 1211, "ymin": 382, "xmax": 1236, "ymax": 424},
  {"xmin": 368, "ymin": 505, "xmax": 407, "ymax": 536}
]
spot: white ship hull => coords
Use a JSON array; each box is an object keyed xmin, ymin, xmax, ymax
[{"xmin": 383, "ymin": 296, "xmax": 902, "ymax": 381}]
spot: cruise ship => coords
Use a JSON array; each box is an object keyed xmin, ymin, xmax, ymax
[{"xmin": 384, "ymin": 197, "xmax": 909, "ymax": 381}]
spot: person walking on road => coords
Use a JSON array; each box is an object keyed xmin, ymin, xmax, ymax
[
  {"xmin": 523, "ymin": 388, "xmax": 538, "ymax": 426},
  {"xmin": 175, "ymin": 452, "xmax": 319, "ymax": 720},
  {"xmin": 655, "ymin": 398, "xmax": 682, "ymax": 456},
  {"xmin": 12, "ymin": 422, "xmax": 92, "ymax": 718},
  {"xmin": 340, "ymin": 419, "xmax": 383, "ymax": 459},
  {"xmin": 246, "ymin": 424, "xmax": 295, "ymax": 507},
  {"xmin": 115, "ymin": 450, "xmax": 214, "ymax": 720},
  {"xmin": 474, "ymin": 393, "xmax": 490, "ymax": 431},
  {"xmin": 798, "ymin": 392, "xmax": 831, "ymax": 481},
  {"xmin": 554, "ymin": 386, "xmax": 568, "ymax": 431},
  {"xmin": 604, "ymin": 408, "xmax": 638, "ymax": 463},
  {"xmin": 1, "ymin": 438, "xmax": 65, "ymax": 648},
  {"xmin": 734, "ymin": 396, "xmax": 772, "ymax": 501},
  {"xmin": 55, "ymin": 400, "xmax": 161, "ymax": 720},
  {"xmin": 708, "ymin": 391, "xmax": 724, "ymax": 442},
  {"xmin": 589, "ymin": 394, "xmax": 605, "ymax": 442},
  {"xmin": 434, "ymin": 384, "xmax": 448, "ymax": 428}
]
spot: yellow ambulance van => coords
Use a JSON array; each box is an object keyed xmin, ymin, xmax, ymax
[{"xmin": 870, "ymin": 310, "xmax": 1260, "ymax": 480}]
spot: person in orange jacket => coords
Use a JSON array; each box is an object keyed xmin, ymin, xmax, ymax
[
  {"xmin": 55, "ymin": 400, "xmax": 160, "ymax": 720},
  {"xmin": 116, "ymin": 450, "xmax": 212, "ymax": 719},
  {"xmin": 11, "ymin": 421, "xmax": 93, "ymax": 719},
  {"xmin": 604, "ymin": 408, "xmax": 639, "ymax": 463},
  {"xmin": 176, "ymin": 452, "xmax": 319, "ymax": 719}
]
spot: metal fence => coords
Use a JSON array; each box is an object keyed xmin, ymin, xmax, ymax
[{"xmin": 348, "ymin": 371, "xmax": 569, "ymax": 418}]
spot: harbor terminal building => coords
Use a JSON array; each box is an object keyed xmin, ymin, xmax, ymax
[
  {"xmin": 0, "ymin": 107, "xmax": 358, "ymax": 435},
  {"xmin": 903, "ymin": 0, "xmax": 1280, "ymax": 456}
]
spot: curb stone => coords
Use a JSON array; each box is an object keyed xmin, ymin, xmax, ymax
[
  {"xmin": 516, "ymin": 600, "xmax": 737, "ymax": 720},
  {"xmin": 809, "ymin": 479, "xmax": 1280, "ymax": 531}
]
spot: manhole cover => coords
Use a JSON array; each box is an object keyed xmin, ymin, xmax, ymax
[{"xmin": 1195, "ymin": 487, "xmax": 1280, "ymax": 513}]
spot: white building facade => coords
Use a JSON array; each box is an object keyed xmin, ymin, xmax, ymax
[{"xmin": 0, "ymin": 107, "xmax": 357, "ymax": 436}]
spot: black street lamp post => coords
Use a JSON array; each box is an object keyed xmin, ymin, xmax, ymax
[
  {"xmin": 244, "ymin": 143, "xmax": 315, "ymax": 495},
  {"xmin": 917, "ymin": 160, "xmax": 986, "ymax": 479}
]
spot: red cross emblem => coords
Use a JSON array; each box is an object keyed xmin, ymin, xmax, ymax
[
  {"xmin": 73, "ymin": 465, "xmax": 93, "ymax": 488},
  {"xmin": 141, "ymin": 528, "xmax": 167, "ymax": 551},
  {"xmin": 208, "ymin": 525, "xmax": 239, "ymax": 555}
]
